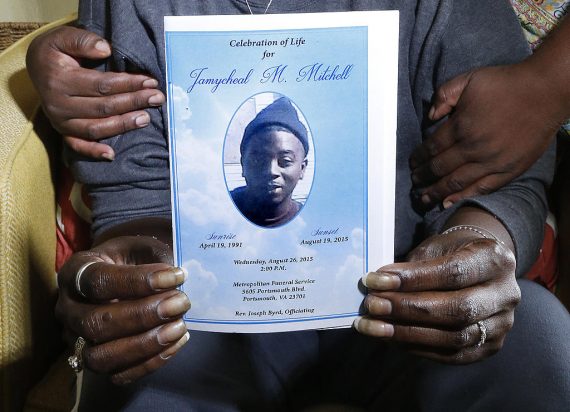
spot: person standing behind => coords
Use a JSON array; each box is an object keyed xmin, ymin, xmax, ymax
[{"xmin": 409, "ymin": 0, "xmax": 570, "ymax": 306}]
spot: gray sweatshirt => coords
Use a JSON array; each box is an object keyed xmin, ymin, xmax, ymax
[{"xmin": 74, "ymin": 0, "xmax": 554, "ymax": 275}]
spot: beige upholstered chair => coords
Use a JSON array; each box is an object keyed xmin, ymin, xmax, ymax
[{"xmin": 0, "ymin": 14, "xmax": 77, "ymax": 412}]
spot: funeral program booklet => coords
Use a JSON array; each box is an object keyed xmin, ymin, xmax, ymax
[{"xmin": 165, "ymin": 11, "xmax": 398, "ymax": 333}]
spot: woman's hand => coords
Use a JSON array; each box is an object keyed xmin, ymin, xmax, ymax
[
  {"xmin": 56, "ymin": 235, "xmax": 190, "ymax": 384},
  {"xmin": 354, "ymin": 229, "xmax": 520, "ymax": 364},
  {"xmin": 26, "ymin": 26, "xmax": 165, "ymax": 160},
  {"xmin": 410, "ymin": 63, "xmax": 561, "ymax": 208}
]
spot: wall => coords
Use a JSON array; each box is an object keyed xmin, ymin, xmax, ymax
[{"xmin": 0, "ymin": 0, "xmax": 77, "ymax": 22}]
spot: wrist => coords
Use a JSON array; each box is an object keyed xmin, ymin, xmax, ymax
[
  {"xmin": 441, "ymin": 224, "xmax": 504, "ymax": 245},
  {"xmin": 443, "ymin": 207, "xmax": 515, "ymax": 253},
  {"xmin": 522, "ymin": 41, "xmax": 570, "ymax": 121},
  {"xmin": 94, "ymin": 217, "xmax": 173, "ymax": 248}
]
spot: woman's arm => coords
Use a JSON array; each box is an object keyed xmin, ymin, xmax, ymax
[
  {"xmin": 410, "ymin": 16, "xmax": 570, "ymax": 206},
  {"xmin": 356, "ymin": 206, "xmax": 520, "ymax": 363},
  {"xmin": 26, "ymin": 25, "xmax": 165, "ymax": 159},
  {"xmin": 56, "ymin": 218, "xmax": 190, "ymax": 384}
]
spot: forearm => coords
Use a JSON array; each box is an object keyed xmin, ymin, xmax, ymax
[{"xmin": 524, "ymin": 16, "xmax": 570, "ymax": 122}]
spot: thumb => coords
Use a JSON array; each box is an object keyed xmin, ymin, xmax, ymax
[
  {"xmin": 50, "ymin": 26, "xmax": 111, "ymax": 60},
  {"xmin": 429, "ymin": 71, "xmax": 474, "ymax": 121}
]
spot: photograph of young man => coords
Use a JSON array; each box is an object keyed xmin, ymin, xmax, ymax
[{"xmin": 230, "ymin": 97, "xmax": 309, "ymax": 227}]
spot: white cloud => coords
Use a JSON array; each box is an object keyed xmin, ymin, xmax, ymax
[
  {"xmin": 172, "ymin": 85, "xmax": 192, "ymax": 122},
  {"xmin": 184, "ymin": 259, "xmax": 218, "ymax": 313}
]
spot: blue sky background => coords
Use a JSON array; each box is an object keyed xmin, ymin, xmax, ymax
[{"xmin": 166, "ymin": 26, "xmax": 374, "ymax": 330}]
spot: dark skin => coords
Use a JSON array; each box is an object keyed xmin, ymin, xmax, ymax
[
  {"xmin": 55, "ymin": 208, "xmax": 519, "ymax": 384},
  {"xmin": 31, "ymin": 27, "xmax": 521, "ymax": 380},
  {"xmin": 239, "ymin": 129, "xmax": 307, "ymax": 219},
  {"xmin": 57, "ymin": 218, "xmax": 191, "ymax": 384},
  {"xmin": 26, "ymin": 25, "xmax": 166, "ymax": 160},
  {"xmin": 410, "ymin": 16, "xmax": 570, "ymax": 208}
]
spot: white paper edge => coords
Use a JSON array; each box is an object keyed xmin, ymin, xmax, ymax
[{"xmin": 165, "ymin": 11, "xmax": 399, "ymax": 333}]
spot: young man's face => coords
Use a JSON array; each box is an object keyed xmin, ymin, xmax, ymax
[{"xmin": 242, "ymin": 129, "xmax": 307, "ymax": 206}]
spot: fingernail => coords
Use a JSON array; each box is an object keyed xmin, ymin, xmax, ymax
[
  {"xmin": 160, "ymin": 331, "xmax": 190, "ymax": 360},
  {"xmin": 353, "ymin": 317, "xmax": 394, "ymax": 337},
  {"xmin": 362, "ymin": 272, "xmax": 400, "ymax": 290},
  {"xmin": 353, "ymin": 316, "xmax": 362, "ymax": 330},
  {"xmin": 100, "ymin": 151, "xmax": 115, "ymax": 161},
  {"xmin": 365, "ymin": 296, "xmax": 392, "ymax": 315},
  {"xmin": 142, "ymin": 79, "xmax": 159, "ymax": 88},
  {"xmin": 157, "ymin": 320, "xmax": 187, "ymax": 345},
  {"xmin": 443, "ymin": 200, "xmax": 453, "ymax": 209},
  {"xmin": 158, "ymin": 293, "xmax": 191, "ymax": 319},
  {"xmin": 148, "ymin": 93, "xmax": 165, "ymax": 106},
  {"xmin": 428, "ymin": 106, "xmax": 435, "ymax": 120},
  {"xmin": 150, "ymin": 267, "xmax": 186, "ymax": 290},
  {"xmin": 95, "ymin": 40, "xmax": 111, "ymax": 54},
  {"xmin": 421, "ymin": 193, "xmax": 431, "ymax": 204},
  {"xmin": 135, "ymin": 113, "xmax": 150, "ymax": 127}
]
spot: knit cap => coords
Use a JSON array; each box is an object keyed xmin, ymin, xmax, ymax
[{"xmin": 241, "ymin": 97, "xmax": 309, "ymax": 155}]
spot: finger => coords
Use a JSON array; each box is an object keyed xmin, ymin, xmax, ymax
[
  {"xmin": 45, "ymin": 26, "xmax": 112, "ymax": 60},
  {"xmin": 91, "ymin": 235, "xmax": 173, "ymax": 266},
  {"xmin": 357, "ymin": 310, "xmax": 512, "ymax": 351},
  {"xmin": 442, "ymin": 173, "xmax": 515, "ymax": 209},
  {"xmin": 407, "ymin": 314, "xmax": 513, "ymax": 364},
  {"xmin": 58, "ymin": 237, "xmax": 176, "ymax": 299},
  {"xmin": 407, "ymin": 342, "xmax": 498, "ymax": 364},
  {"xmin": 64, "ymin": 136, "xmax": 115, "ymax": 160},
  {"xmin": 417, "ymin": 163, "xmax": 489, "ymax": 206},
  {"xmin": 84, "ymin": 319, "xmax": 187, "ymax": 374},
  {"xmin": 369, "ymin": 284, "xmax": 518, "ymax": 329},
  {"xmin": 76, "ymin": 261, "xmax": 187, "ymax": 302},
  {"xmin": 61, "ymin": 69, "xmax": 161, "ymax": 98},
  {"xmin": 110, "ymin": 331, "xmax": 190, "ymax": 385},
  {"xmin": 363, "ymin": 239, "xmax": 513, "ymax": 292},
  {"xmin": 60, "ymin": 110, "xmax": 151, "ymax": 141},
  {"xmin": 411, "ymin": 146, "xmax": 469, "ymax": 188},
  {"xmin": 409, "ymin": 120, "xmax": 456, "ymax": 170},
  {"xmin": 63, "ymin": 289, "xmax": 190, "ymax": 343},
  {"xmin": 429, "ymin": 71, "xmax": 473, "ymax": 121},
  {"xmin": 55, "ymin": 87, "xmax": 162, "ymax": 119}
]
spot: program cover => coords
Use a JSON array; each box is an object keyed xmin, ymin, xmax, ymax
[{"xmin": 165, "ymin": 11, "xmax": 398, "ymax": 332}]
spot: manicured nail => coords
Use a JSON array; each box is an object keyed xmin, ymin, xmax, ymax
[
  {"xmin": 428, "ymin": 106, "xmax": 435, "ymax": 120},
  {"xmin": 421, "ymin": 193, "xmax": 431, "ymax": 204},
  {"xmin": 443, "ymin": 200, "xmax": 453, "ymax": 209},
  {"xmin": 160, "ymin": 331, "xmax": 190, "ymax": 360},
  {"xmin": 157, "ymin": 320, "xmax": 187, "ymax": 345},
  {"xmin": 353, "ymin": 316, "xmax": 394, "ymax": 337},
  {"xmin": 95, "ymin": 40, "xmax": 111, "ymax": 54},
  {"xmin": 362, "ymin": 272, "xmax": 400, "ymax": 290},
  {"xmin": 150, "ymin": 267, "xmax": 186, "ymax": 290},
  {"xmin": 148, "ymin": 93, "xmax": 165, "ymax": 106},
  {"xmin": 135, "ymin": 113, "xmax": 150, "ymax": 127},
  {"xmin": 158, "ymin": 293, "xmax": 191, "ymax": 318},
  {"xmin": 142, "ymin": 78, "xmax": 159, "ymax": 88},
  {"xmin": 365, "ymin": 296, "xmax": 392, "ymax": 315},
  {"xmin": 353, "ymin": 316, "xmax": 362, "ymax": 330},
  {"xmin": 100, "ymin": 151, "xmax": 115, "ymax": 161}
]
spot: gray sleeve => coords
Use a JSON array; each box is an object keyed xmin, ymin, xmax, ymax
[
  {"xmin": 77, "ymin": 0, "xmax": 106, "ymax": 35},
  {"xmin": 71, "ymin": 0, "xmax": 171, "ymax": 239},
  {"xmin": 422, "ymin": 0, "xmax": 554, "ymax": 277}
]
